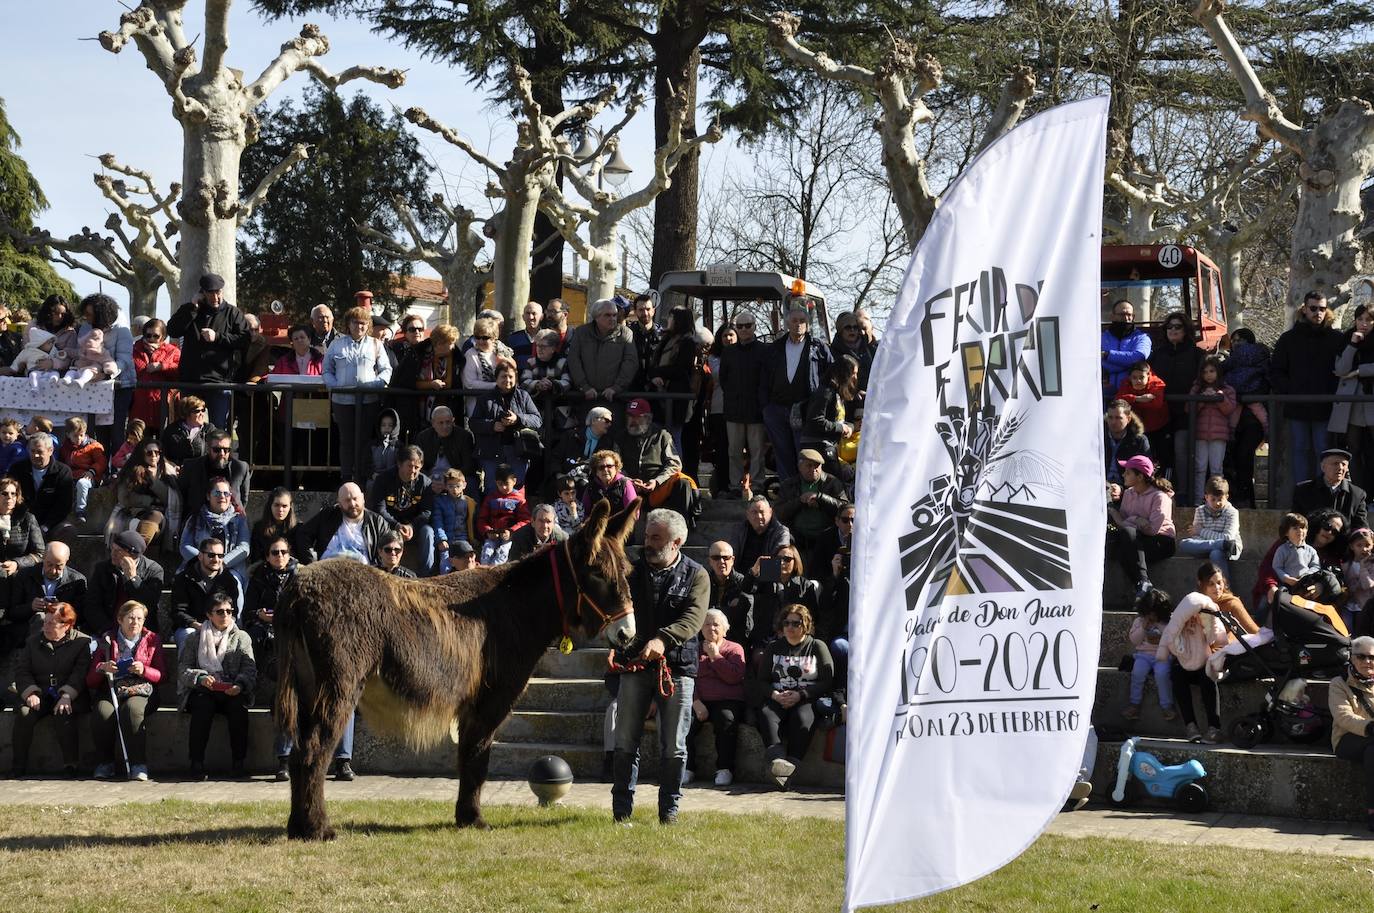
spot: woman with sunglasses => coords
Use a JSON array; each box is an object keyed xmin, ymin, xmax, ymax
[
  {"xmin": 179, "ymin": 479, "xmax": 251, "ymax": 590},
  {"xmin": 828, "ymin": 310, "xmax": 876, "ymax": 413},
  {"xmin": 250, "ymin": 487, "xmax": 296, "ymax": 565},
  {"xmin": 131, "ymin": 317, "xmax": 180, "ymax": 430},
  {"xmin": 1146, "ymin": 311, "xmax": 1203, "ymax": 487},
  {"xmin": 393, "ymin": 322, "xmax": 460, "ymax": 433},
  {"xmin": 1330, "ymin": 634, "xmax": 1374, "ymax": 832},
  {"xmin": 243, "ymin": 535, "xmax": 297, "ymax": 679},
  {"xmin": 459, "ymin": 316, "xmax": 502, "ymax": 416},
  {"xmin": 112, "ymin": 438, "xmax": 172, "ymax": 549},
  {"xmin": 744, "ymin": 544, "xmax": 822, "ymax": 655},
  {"xmin": 375, "ymin": 530, "xmax": 417, "ymax": 578},
  {"xmin": 751, "ymin": 603, "xmax": 834, "ymax": 790},
  {"xmin": 178, "ymin": 590, "xmax": 256, "ymax": 780}
]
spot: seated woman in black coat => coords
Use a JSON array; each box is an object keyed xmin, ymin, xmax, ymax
[
  {"xmin": 742, "ymin": 543, "xmax": 822, "ymax": 655},
  {"xmin": 750, "ymin": 603, "xmax": 834, "ymax": 790},
  {"xmin": 1104, "ymin": 399, "xmax": 1151, "ymax": 486},
  {"xmin": 9, "ymin": 602, "xmax": 90, "ymax": 777},
  {"xmin": 242, "ymin": 535, "xmax": 298, "ymax": 679},
  {"xmin": 802, "ymin": 355, "xmax": 859, "ymax": 481},
  {"xmin": 470, "ymin": 357, "xmax": 541, "ymax": 493}
]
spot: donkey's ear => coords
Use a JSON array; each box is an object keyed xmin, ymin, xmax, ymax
[
  {"xmin": 605, "ymin": 497, "xmax": 641, "ymax": 545},
  {"xmin": 580, "ymin": 498, "xmax": 612, "ymax": 553}
]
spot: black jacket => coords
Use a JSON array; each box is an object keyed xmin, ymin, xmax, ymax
[
  {"xmin": 84, "ymin": 556, "xmax": 165, "ymax": 636},
  {"xmin": 1270, "ymin": 319, "xmax": 1346, "ymax": 421},
  {"xmin": 741, "ymin": 574, "xmax": 822, "ymax": 650},
  {"xmin": 8, "ymin": 458, "xmax": 74, "ymax": 533},
  {"xmin": 624, "ymin": 554, "xmax": 710, "ymax": 676},
  {"xmin": 243, "ymin": 558, "xmax": 298, "ymax": 623},
  {"xmin": 807, "ymin": 525, "xmax": 852, "ymax": 591},
  {"xmin": 728, "ymin": 516, "xmax": 793, "ymax": 574},
  {"xmin": 508, "ymin": 523, "xmax": 568, "ymax": 561},
  {"xmin": 159, "ymin": 421, "xmax": 219, "ymax": 468},
  {"xmin": 470, "ymin": 388, "xmax": 542, "ymax": 462},
  {"xmin": 9, "ymin": 564, "xmax": 87, "ymax": 634},
  {"xmin": 775, "ymin": 472, "xmax": 850, "ymax": 537},
  {"xmin": 170, "ymin": 561, "xmax": 242, "ymax": 629},
  {"xmin": 167, "ymin": 300, "xmax": 250, "ymax": 384},
  {"xmin": 709, "ymin": 570, "xmax": 755, "ymax": 650},
  {"xmin": 1293, "ymin": 478, "xmax": 1370, "ymax": 531},
  {"xmin": 178, "ymin": 455, "xmax": 251, "ymax": 516},
  {"xmin": 761, "ymin": 333, "xmax": 832, "ymax": 407},
  {"xmin": 368, "ymin": 471, "xmax": 434, "ymax": 528},
  {"xmin": 1148, "ymin": 337, "xmax": 1205, "ymax": 428},
  {"xmin": 295, "ymin": 506, "xmax": 392, "ymax": 564},
  {"xmin": 717, "ymin": 339, "xmax": 767, "ymax": 423},
  {"xmin": 801, "ymin": 383, "xmax": 848, "ymax": 452},
  {"xmin": 413, "ymin": 426, "xmax": 476, "ymax": 478}
]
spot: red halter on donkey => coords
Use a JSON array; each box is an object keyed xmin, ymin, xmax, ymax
[{"xmin": 275, "ymin": 498, "xmax": 641, "ymax": 840}]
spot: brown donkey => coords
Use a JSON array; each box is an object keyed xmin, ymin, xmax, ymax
[{"xmin": 275, "ymin": 499, "xmax": 640, "ymax": 840}]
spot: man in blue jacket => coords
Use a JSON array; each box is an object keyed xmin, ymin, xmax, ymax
[{"xmin": 1101, "ymin": 299, "xmax": 1152, "ymax": 399}]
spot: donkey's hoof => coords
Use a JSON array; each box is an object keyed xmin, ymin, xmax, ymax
[
  {"xmin": 456, "ymin": 814, "xmax": 490, "ymax": 830},
  {"xmin": 287, "ymin": 820, "xmax": 338, "ymax": 841}
]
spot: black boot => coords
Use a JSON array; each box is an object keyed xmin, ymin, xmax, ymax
[{"xmin": 275, "ymin": 757, "xmax": 290, "ymax": 782}]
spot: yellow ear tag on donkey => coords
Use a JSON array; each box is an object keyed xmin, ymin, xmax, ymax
[{"xmin": 559, "ymin": 636, "xmax": 574, "ymax": 655}]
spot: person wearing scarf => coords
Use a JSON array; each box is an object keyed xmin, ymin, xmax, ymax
[
  {"xmin": 242, "ymin": 536, "xmax": 298, "ymax": 677},
  {"xmin": 1329, "ymin": 304, "xmax": 1374, "ymax": 491},
  {"xmin": 178, "ymin": 479, "xmax": 250, "ymax": 591},
  {"xmin": 178, "ymin": 591, "xmax": 256, "ymax": 780},
  {"xmin": 1330, "ymin": 635, "xmax": 1374, "ymax": 833},
  {"xmin": 87, "ymin": 599, "xmax": 164, "ymax": 781}
]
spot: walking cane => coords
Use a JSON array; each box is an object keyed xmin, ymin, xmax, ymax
[{"xmin": 105, "ymin": 671, "xmax": 131, "ymax": 779}]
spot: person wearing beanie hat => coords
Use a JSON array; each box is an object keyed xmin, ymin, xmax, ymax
[
  {"xmin": 82, "ymin": 532, "xmax": 165, "ymax": 638},
  {"xmin": 1107, "ymin": 454, "xmax": 1176, "ymax": 599}
]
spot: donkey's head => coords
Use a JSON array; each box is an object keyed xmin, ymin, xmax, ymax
[{"xmin": 564, "ymin": 498, "xmax": 641, "ymax": 648}]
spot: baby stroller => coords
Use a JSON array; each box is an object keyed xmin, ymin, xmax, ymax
[{"xmin": 1221, "ymin": 591, "xmax": 1350, "ymax": 748}]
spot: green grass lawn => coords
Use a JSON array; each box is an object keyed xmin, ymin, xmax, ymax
[{"xmin": 0, "ymin": 801, "xmax": 1369, "ymax": 912}]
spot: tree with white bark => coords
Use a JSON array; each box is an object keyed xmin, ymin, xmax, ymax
[
  {"xmin": 96, "ymin": 1, "xmax": 404, "ymax": 304},
  {"xmin": 1192, "ymin": 0, "xmax": 1374, "ymax": 315},
  {"xmin": 358, "ymin": 194, "xmax": 489, "ymax": 335},
  {"xmin": 767, "ymin": 10, "xmax": 1037, "ymax": 251},
  {"xmin": 0, "ymin": 214, "xmax": 165, "ymax": 318},
  {"xmin": 403, "ymin": 64, "xmax": 617, "ymax": 322},
  {"xmin": 1104, "ymin": 129, "xmax": 1297, "ymax": 323},
  {"xmin": 537, "ymin": 88, "xmax": 723, "ymax": 304}
]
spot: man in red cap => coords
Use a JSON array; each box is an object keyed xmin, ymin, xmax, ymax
[{"xmin": 617, "ymin": 397, "xmax": 698, "ymax": 519}]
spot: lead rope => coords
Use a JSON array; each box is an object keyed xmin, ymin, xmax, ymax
[{"xmin": 606, "ymin": 651, "xmax": 675, "ymax": 698}]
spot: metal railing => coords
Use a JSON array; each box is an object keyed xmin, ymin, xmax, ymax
[{"xmin": 134, "ymin": 380, "xmax": 696, "ymax": 488}]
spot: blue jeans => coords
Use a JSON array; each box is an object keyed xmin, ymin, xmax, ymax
[
  {"xmin": 276, "ymin": 709, "xmax": 356, "ymax": 760},
  {"xmin": 205, "ymin": 390, "xmax": 232, "ymax": 434},
  {"xmin": 1176, "ymin": 537, "xmax": 1232, "ymax": 582},
  {"xmin": 404, "ymin": 521, "xmax": 436, "ymax": 576},
  {"xmin": 830, "ymin": 637, "xmax": 850, "ymax": 687},
  {"xmin": 762, "ymin": 403, "xmax": 801, "ymax": 481},
  {"xmin": 1130, "ymin": 652, "xmax": 1174, "ymax": 708},
  {"xmin": 612, "ymin": 669, "xmax": 694, "ymax": 820},
  {"xmin": 480, "ymin": 451, "xmax": 528, "ymax": 494},
  {"xmin": 1286, "ymin": 418, "xmax": 1328, "ymax": 496},
  {"xmin": 74, "ymin": 477, "xmax": 93, "ymax": 516}
]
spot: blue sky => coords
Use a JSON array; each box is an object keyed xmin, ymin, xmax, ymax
[{"xmin": 2, "ymin": 2, "xmax": 694, "ymax": 314}]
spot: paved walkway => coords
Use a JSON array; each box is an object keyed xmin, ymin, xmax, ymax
[{"xmin": 2, "ymin": 776, "xmax": 1372, "ymax": 858}]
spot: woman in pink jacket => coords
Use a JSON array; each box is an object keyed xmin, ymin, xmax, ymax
[
  {"xmin": 1108, "ymin": 454, "xmax": 1176, "ymax": 599},
  {"xmin": 687, "ymin": 608, "xmax": 747, "ymax": 787},
  {"xmin": 86, "ymin": 599, "xmax": 166, "ymax": 781},
  {"xmin": 1189, "ymin": 355, "xmax": 1237, "ymax": 504}
]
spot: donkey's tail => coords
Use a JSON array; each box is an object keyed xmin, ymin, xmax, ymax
[{"xmin": 274, "ymin": 629, "xmax": 301, "ymax": 743}]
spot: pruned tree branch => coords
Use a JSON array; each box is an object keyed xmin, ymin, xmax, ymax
[
  {"xmin": 298, "ymin": 60, "xmax": 407, "ymax": 92},
  {"xmin": 236, "ymin": 143, "xmax": 311, "ymax": 225},
  {"xmin": 1191, "ymin": 0, "xmax": 1305, "ymax": 154},
  {"xmin": 203, "ymin": 0, "xmax": 231, "ymax": 77},
  {"xmin": 977, "ymin": 66, "xmax": 1037, "ymax": 155},
  {"xmin": 404, "ymin": 107, "xmax": 509, "ymax": 179},
  {"xmin": 97, "ymin": 5, "xmax": 177, "ymax": 81}
]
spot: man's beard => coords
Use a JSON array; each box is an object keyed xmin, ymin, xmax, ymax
[
  {"xmin": 644, "ymin": 543, "xmax": 675, "ymax": 566},
  {"xmin": 628, "ymin": 421, "xmax": 650, "ymax": 437},
  {"xmin": 343, "ymin": 506, "xmax": 364, "ymax": 520}
]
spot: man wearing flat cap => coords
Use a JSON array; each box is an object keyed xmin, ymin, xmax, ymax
[
  {"xmin": 167, "ymin": 273, "xmax": 250, "ymax": 431},
  {"xmin": 774, "ymin": 449, "xmax": 849, "ymax": 551},
  {"xmin": 84, "ymin": 530, "xmax": 165, "ymax": 638},
  {"xmin": 1293, "ymin": 447, "xmax": 1369, "ymax": 531}
]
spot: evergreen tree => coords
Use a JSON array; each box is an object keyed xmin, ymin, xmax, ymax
[
  {"xmin": 0, "ymin": 98, "xmax": 76, "ymax": 307},
  {"xmin": 237, "ymin": 86, "xmax": 441, "ymax": 322}
]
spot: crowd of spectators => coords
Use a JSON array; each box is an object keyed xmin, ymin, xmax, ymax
[{"xmin": 0, "ymin": 281, "xmax": 869, "ymax": 785}]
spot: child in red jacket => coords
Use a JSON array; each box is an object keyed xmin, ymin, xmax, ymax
[
  {"xmin": 475, "ymin": 465, "xmax": 530, "ymax": 566},
  {"xmin": 1116, "ymin": 361, "xmax": 1170, "ymax": 433},
  {"xmin": 59, "ymin": 416, "xmax": 108, "ymax": 522}
]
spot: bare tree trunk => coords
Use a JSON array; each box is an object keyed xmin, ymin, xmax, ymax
[
  {"xmin": 651, "ymin": 4, "xmax": 707, "ymax": 295},
  {"xmin": 491, "ymin": 185, "xmax": 542, "ymax": 323},
  {"xmin": 528, "ymin": 52, "xmax": 567, "ymax": 306},
  {"xmin": 99, "ymin": 6, "xmax": 403, "ymax": 306}
]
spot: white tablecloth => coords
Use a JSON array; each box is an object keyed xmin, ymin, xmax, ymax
[{"xmin": 0, "ymin": 376, "xmax": 116, "ymax": 427}]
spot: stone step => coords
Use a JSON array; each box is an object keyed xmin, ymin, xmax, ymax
[
  {"xmin": 686, "ymin": 520, "xmax": 737, "ymax": 547},
  {"xmin": 498, "ymin": 710, "xmax": 603, "ymax": 745},
  {"xmin": 1168, "ymin": 507, "xmax": 1281, "ymax": 559},
  {"xmin": 1090, "ymin": 666, "xmax": 1332, "ymax": 742},
  {"xmin": 1103, "ymin": 558, "xmax": 1261, "ymax": 611},
  {"xmin": 1090, "ymin": 738, "xmax": 1362, "ymax": 822},
  {"xmin": 533, "ymin": 648, "xmax": 610, "ymax": 679},
  {"xmin": 514, "ymin": 678, "xmax": 611, "ymax": 712}
]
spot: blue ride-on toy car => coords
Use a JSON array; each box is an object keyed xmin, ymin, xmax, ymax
[{"xmin": 1110, "ymin": 736, "xmax": 1209, "ymax": 812}]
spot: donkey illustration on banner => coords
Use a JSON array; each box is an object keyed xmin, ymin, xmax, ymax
[{"xmin": 275, "ymin": 499, "xmax": 641, "ymax": 840}]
